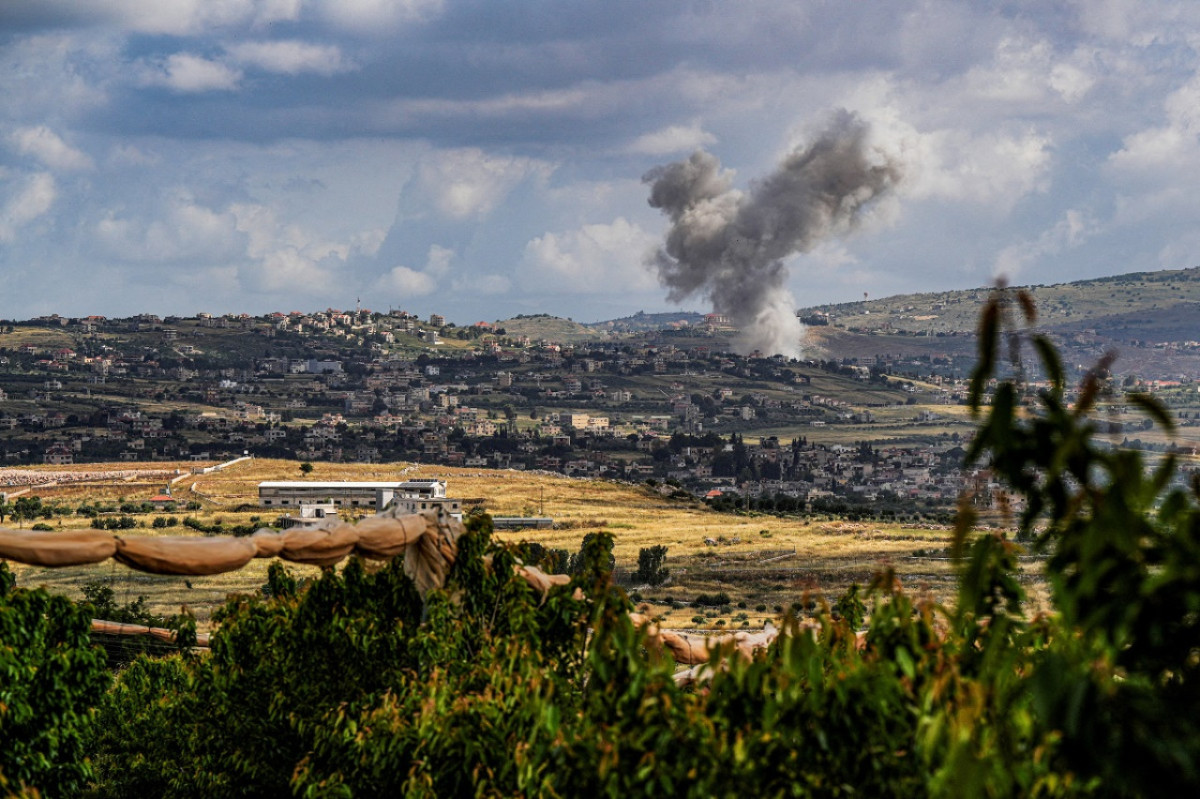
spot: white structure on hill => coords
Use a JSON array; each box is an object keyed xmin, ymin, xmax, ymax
[{"xmin": 257, "ymin": 478, "xmax": 461, "ymax": 519}]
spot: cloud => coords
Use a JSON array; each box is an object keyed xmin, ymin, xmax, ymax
[
  {"xmin": 374, "ymin": 264, "xmax": 437, "ymax": 296},
  {"xmin": 992, "ymin": 209, "xmax": 1098, "ymax": 281},
  {"xmin": 860, "ymin": 102, "xmax": 1052, "ymax": 212},
  {"xmin": 255, "ymin": 248, "xmax": 336, "ymax": 293},
  {"xmin": 628, "ymin": 123, "xmax": 717, "ymax": 155},
  {"xmin": 521, "ymin": 218, "xmax": 659, "ymax": 293},
  {"xmin": 0, "ymin": 0, "xmax": 301, "ymax": 36},
  {"xmin": 415, "ymin": 149, "xmax": 552, "ymax": 219},
  {"xmin": 372, "ymin": 244, "xmax": 456, "ymax": 298},
  {"xmin": 225, "ymin": 40, "xmax": 353, "ymax": 76},
  {"xmin": 9, "ymin": 125, "xmax": 92, "ymax": 171},
  {"xmin": 0, "ymin": 172, "xmax": 56, "ymax": 242},
  {"xmin": 95, "ymin": 193, "xmax": 243, "ymax": 262},
  {"xmin": 142, "ymin": 53, "xmax": 242, "ymax": 93},
  {"xmin": 1109, "ymin": 73, "xmax": 1200, "ymax": 178},
  {"xmin": 315, "ymin": 0, "xmax": 444, "ymax": 33}
]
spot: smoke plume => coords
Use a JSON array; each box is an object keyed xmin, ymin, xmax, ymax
[{"xmin": 643, "ymin": 110, "xmax": 901, "ymax": 358}]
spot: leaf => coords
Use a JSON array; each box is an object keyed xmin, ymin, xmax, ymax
[
  {"xmin": 1127, "ymin": 392, "xmax": 1176, "ymax": 435},
  {"xmin": 1016, "ymin": 289, "xmax": 1037, "ymax": 324},
  {"xmin": 968, "ymin": 296, "xmax": 1001, "ymax": 413},
  {"xmin": 1032, "ymin": 335, "xmax": 1064, "ymax": 393}
]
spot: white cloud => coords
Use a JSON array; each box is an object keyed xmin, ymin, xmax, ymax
[
  {"xmin": 142, "ymin": 53, "xmax": 242, "ymax": 93},
  {"xmin": 374, "ymin": 264, "xmax": 437, "ymax": 296},
  {"xmin": 225, "ymin": 40, "xmax": 353, "ymax": 76},
  {"xmin": 107, "ymin": 144, "xmax": 161, "ymax": 167},
  {"xmin": 860, "ymin": 102, "xmax": 1052, "ymax": 211},
  {"xmin": 95, "ymin": 193, "xmax": 243, "ymax": 262},
  {"xmin": 255, "ymin": 248, "xmax": 334, "ymax": 293},
  {"xmin": 0, "ymin": 172, "xmax": 56, "ymax": 242},
  {"xmin": 628, "ymin": 123, "xmax": 717, "ymax": 155},
  {"xmin": 316, "ymin": 0, "xmax": 444, "ymax": 33},
  {"xmin": 416, "ymin": 149, "xmax": 552, "ymax": 219},
  {"xmin": 958, "ymin": 37, "xmax": 1095, "ymax": 108},
  {"xmin": 1109, "ymin": 73, "xmax": 1200, "ymax": 178},
  {"xmin": 371, "ymin": 244, "xmax": 456, "ymax": 298},
  {"xmin": 424, "ymin": 244, "xmax": 454, "ymax": 276},
  {"xmin": 992, "ymin": 209, "xmax": 1098, "ymax": 281},
  {"xmin": 232, "ymin": 202, "xmax": 367, "ymax": 292},
  {"xmin": 9, "ymin": 126, "xmax": 93, "ymax": 171},
  {"xmin": 521, "ymin": 218, "xmax": 659, "ymax": 293}
]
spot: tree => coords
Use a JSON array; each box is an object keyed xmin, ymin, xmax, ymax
[
  {"xmin": 299, "ymin": 461, "xmax": 313, "ymax": 476},
  {"xmin": 634, "ymin": 545, "xmax": 669, "ymax": 586}
]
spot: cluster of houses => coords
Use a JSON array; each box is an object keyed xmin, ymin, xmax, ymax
[{"xmin": 4, "ymin": 307, "xmax": 1197, "ymax": 513}]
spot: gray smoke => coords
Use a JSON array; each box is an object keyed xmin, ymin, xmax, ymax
[{"xmin": 643, "ymin": 110, "xmax": 901, "ymax": 358}]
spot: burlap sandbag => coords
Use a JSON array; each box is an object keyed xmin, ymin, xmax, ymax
[
  {"xmin": 114, "ymin": 535, "xmax": 257, "ymax": 575},
  {"xmin": 352, "ymin": 514, "xmax": 427, "ymax": 559},
  {"xmin": 515, "ymin": 564, "xmax": 571, "ymax": 598},
  {"xmin": 90, "ymin": 619, "xmax": 211, "ymax": 648},
  {"xmin": 0, "ymin": 528, "xmax": 117, "ymax": 567},
  {"xmin": 279, "ymin": 525, "xmax": 360, "ymax": 567},
  {"xmin": 249, "ymin": 529, "xmax": 286, "ymax": 558},
  {"xmin": 402, "ymin": 512, "xmax": 463, "ymax": 597},
  {"xmin": 91, "ymin": 620, "xmax": 151, "ymax": 636}
]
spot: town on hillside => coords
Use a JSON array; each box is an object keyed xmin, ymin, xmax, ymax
[{"xmin": 4, "ymin": 275, "xmax": 1200, "ymax": 517}]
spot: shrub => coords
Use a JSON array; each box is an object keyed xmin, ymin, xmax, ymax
[
  {"xmin": 0, "ymin": 563, "xmax": 109, "ymax": 795},
  {"xmin": 693, "ymin": 591, "xmax": 732, "ymax": 607}
]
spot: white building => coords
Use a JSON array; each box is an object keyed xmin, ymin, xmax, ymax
[{"xmin": 257, "ymin": 478, "xmax": 461, "ymax": 519}]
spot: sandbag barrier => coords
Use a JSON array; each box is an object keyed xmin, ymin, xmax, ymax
[
  {"xmin": 0, "ymin": 507, "xmax": 457, "ymax": 597},
  {"xmin": 91, "ymin": 619, "xmax": 212, "ymax": 649},
  {"xmin": 1, "ymin": 508, "xmax": 782, "ymax": 681}
]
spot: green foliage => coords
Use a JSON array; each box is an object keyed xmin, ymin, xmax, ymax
[
  {"xmin": 963, "ymin": 287, "xmax": 1200, "ymax": 794},
  {"xmin": 0, "ymin": 571, "xmax": 109, "ymax": 796}
]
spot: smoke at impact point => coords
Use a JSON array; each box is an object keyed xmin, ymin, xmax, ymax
[{"xmin": 643, "ymin": 110, "xmax": 902, "ymax": 358}]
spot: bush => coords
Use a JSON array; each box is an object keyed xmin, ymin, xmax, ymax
[
  {"xmin": 693, "ymin": 592, "xmax": 732, "ymax": 607},
  {"xmin": 633, "ymin": 545, "xmax": 670, "ymax": 586},
  {"xmin": 0, "ymin": 562, "xmax": 109, "ymax": 795}
]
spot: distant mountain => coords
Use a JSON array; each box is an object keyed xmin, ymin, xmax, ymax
[{"xmin": 801, "ymin": 266, "xmax": 1200, "ymax": 337}]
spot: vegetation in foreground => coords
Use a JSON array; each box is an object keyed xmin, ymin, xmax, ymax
[{"xmin": 1, "ymin": 290, "xmax": 1199, "ymax": 796}]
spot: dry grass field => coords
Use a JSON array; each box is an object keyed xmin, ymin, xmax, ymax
[{"xmin": 3, "ymin": 458, "xmax": 1041, "ymax": 629}]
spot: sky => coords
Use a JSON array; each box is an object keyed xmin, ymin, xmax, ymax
[{"xmin": 2, "ymin": 1, "xmax": 1200, "ymax": 327}]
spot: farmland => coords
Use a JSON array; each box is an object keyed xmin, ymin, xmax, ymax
[{"xmin": 2, "ymin": 457, "xmax": 1019, "ymax": 628}]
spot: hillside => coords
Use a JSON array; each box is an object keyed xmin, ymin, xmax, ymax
[
  {"xmin": 804, "ymin": 266, "xmax": 1200, "ymax": 335},
  {"xmin": 799, "ymin": 267, "xmax": 1200, "ymax": 379},
  {"xmin": 493, "ymin": 313, "xmax": 601, "ymax": 343}
]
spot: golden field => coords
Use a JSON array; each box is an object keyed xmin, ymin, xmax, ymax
[{"xmin": 3, "ymin": 458, "xmax": 1035, "ymax": 629}]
